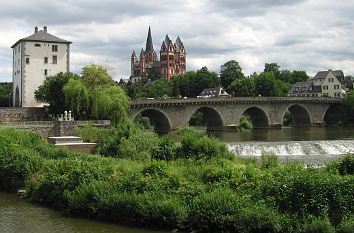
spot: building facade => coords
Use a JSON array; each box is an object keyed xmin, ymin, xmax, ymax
[
  {"xmin": 11, "ymin": 26, "xmax": 72, "ymax": 107},
  {"xmin": 130, "ymin": 27, "xmax": 186, "ymax": 82},
  {"xmin": 288, "ymin": 70, "xmax": 346, "ymax": 98}
]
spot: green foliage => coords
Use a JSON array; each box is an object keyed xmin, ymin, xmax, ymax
[
  {"xmin": 264, "ymin": 63, "xmax": 281, "ymax": 78},
  {"xmin": 0, "ymin": 82, "xmax": 12, "ymax": 107},
  {"xmin": 35, "ymin": 72, "xmax": 78, "ymax": 114},
  {"xmin": 189, "ymin": 111, "xmax": 206, "ymax": 126},
  {"xmin": 1, "ymin": 127, "xmax": 354, "ymax": 232},
  {"xmin": 338, "ymin": 154, "xmax": 354, "ymax": 175},
  {"xmin": 189, "ymin": 189, "xmax": 282, "ymax": 233},
  {"xmin": 220, "ymin": 60, "xmax": 245, "ymax": 91},
  {"xmin": 146, "ymin": 78, "xmax": 172, "ymax": 98},
  {"xmin": 75, "ymin": 126, "xmax": 115, "ymax": 143},
  {"xmin": 229, "ymin": 77, "xmax": 256, "ymax": 97},
  {"xmin": 236, "ymin": 115, "xmax": 253, "ymax": 132},
  {"xmin": 261, "ymin": 153, "xmax": 280, "ymax": 169},
  {"xmin": 63, "ymin": 65, "xmax": 130, "ymax": 126},
  {"xmin": 133, "ymin": 113, "xmax": 152, "ymax": 130},
  {"xmin": 336, "ymin": 216, "xmax": 354, "ymax": 233},
  {"xmin": 170, "ymin": 67, "xmax": 220, "ymax": 98},
  {"xmin": 283, "ymin": 111, "xmax": 294, "ymax": 126},
  {"xmin": 301, "ymin": 217, "xmax": 335, "ymax": 233},
  {"xmin": 179, "ymin": 132, "xmax": 233, "ymax": 160},
  {"xmin": 254, "ymin": 72, "xmax": 291, "ymax": 97}
]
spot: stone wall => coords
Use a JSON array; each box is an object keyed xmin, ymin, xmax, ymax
[{"xmin": 0, "ymin": 107, "xmax": 48, "ymax": 123}]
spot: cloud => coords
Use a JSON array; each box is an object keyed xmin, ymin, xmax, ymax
[{"xmin": 0, "ymin": 0, "xmax": 354, "ymax": 82}]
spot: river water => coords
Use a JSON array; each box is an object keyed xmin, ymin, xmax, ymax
[
  {"xmin": 207, "ymin": 127, "xmax": 354, "ymax": 164},
  {"xmin": 0, "ymin": 192, "xmax": 167, "ymax": 233}
]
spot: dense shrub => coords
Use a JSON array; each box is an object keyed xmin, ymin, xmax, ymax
[
  {"xmin": 338, "ymin": 154, "xmax": 354, "ymax": 175},
  {"xmin": 236, "ymin": 115, "xmax": 253, "ymax": 132},
  {"xmin": 179, "ymin": 132, "xmax": 233, "ymax": 160},
  {"xmin": 301, "ymin": 217, "xmax": 335, "ymax": 233},
  {"xmin": 75, "ymin": 125, "xmax": 115, "ymax": 143},
  {"xmin": 336, "ymin": 216, "xmax": 354, "ymax": 233},
  {"xmin": 189, "ymin": 189, "xmax": 282, "ymax": 232},
  {"xmin": 261, "ymin": 153, "xmax": 280, "ymax": 169}
]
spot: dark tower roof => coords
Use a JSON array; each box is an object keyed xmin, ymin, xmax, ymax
[
  {"xmin": 145, "ymin": 26, "xmax": 154, "ymax": 53},
  {"xmin": 175, "ymin": 36, "xmax": 184, "ymax": 49},
  {"xmin": 164, "ymin": 34, "xmax": 172, "ymax": 46},
  {"xmin": 12, "ymin": 26, "xmax": 72, "ymax": 48},
  {"xmin": 131, "ymin": 50, "xmax": 137, "ymax": 57}
]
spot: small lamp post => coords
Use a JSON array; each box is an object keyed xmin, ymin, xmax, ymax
[{"xmin": 8, "ymin": 92, "xmax": 11, "ymax": 107}]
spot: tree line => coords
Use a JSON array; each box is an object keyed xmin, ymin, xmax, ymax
[{"xmin": 123, "ymin": 61, "xmax": 311, "ymax": 99}]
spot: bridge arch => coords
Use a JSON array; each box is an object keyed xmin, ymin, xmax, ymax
[
  {"xmin": 240, "ymin": 106, "xmax": 269, "ymax": 128},
  {"xmin": 132, "ymin": 108, "xmax": 171, "ymax": 134},
  {"xmin": 188, "ymin": 106, "xmax": 224, "ymax": 130},
  {"xmin": 283, "ymin": 104, "xmax": 311, "ymax": 126},
  {"xmin": 323, "ymin": 104, "xmax": 347, "ymax": 125}
]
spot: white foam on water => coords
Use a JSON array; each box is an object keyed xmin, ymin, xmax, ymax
[{"xmin": 228, "ymin": 140, "xmax": 354, "ymax": 162}]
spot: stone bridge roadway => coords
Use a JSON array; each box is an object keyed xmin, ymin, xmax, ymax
[{"xmin": 129, "ymin": 97, "xmax": 345, "ymax": 133}]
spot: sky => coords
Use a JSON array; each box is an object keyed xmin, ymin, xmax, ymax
[{"xmin": 0, "ymin": 0, "xmax": 354, "ymax": 82}]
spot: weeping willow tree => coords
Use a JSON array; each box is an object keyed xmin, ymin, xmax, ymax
[{"xmin": 63, "ymin": 64, "xmax": 130, "ymax": 127}]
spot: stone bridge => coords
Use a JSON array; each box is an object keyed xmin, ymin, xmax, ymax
[{"xmin": 129, "ymin": 97, "xmax": 345, "ymax": 133}]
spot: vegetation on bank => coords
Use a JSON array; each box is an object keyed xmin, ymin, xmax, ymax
[{"xmin": 0, "ymin": 126, "xmax": 354, "ymax": 232}]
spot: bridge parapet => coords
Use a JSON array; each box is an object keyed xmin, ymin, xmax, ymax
[{"xmin": 130, "ymin": 97, "xmax": 342, "ymax": 107}]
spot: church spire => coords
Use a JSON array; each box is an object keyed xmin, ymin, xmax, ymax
[{"xmin": 145, "ymin": 26, "xmax": 154, "ymax": 53}]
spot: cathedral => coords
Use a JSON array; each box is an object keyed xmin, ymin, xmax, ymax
[{"xmin": 130, "ymin": 27, "xmax": 186, "ymax": 82}]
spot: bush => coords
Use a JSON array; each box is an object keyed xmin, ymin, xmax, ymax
[
  {"xmin": 0, "ymin": 143, "xmax": 43, "ymax": 191},
  {"xmin": 301, "ymin": 217, "xmax": 335, "ymax": 233},
  {"xmin": 339, "ymin": 154, "xmax": 354, "ymax": 175},
  {"xmin": 188, "ymin": 189, "xmax": 282, "ymax": 232},
  {"xmin": 236, "ymin": 115, "xmax": 253, "ymax": 132},
  {"xmin": 336, "ymin": 216, "xmax": 354, "ymax": 233},
  {"xmin": 261, "ymin": 153, "xmax": 280, "ymax": 169},
  {"xmin": 179, "ymin": 133, "xmax": 233, "ymax": 160},
  {"xmin": 75, "ymin": 126, "xmax": 115, "ymax": 143},
  {"xmin": 151, "ymin": 136, "xmax": 177, "ymax": 161}
]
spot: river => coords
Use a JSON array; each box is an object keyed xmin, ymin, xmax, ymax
[
  {"xmin": 207, "ymin": 126, "xmax": 354, "ymax": 164},
  {"xmin": 0, "ymin": 192, "xmax": 167, "ymax": 233}
]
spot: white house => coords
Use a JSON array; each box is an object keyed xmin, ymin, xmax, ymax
[
  {"xmin": 288, "ymin": 70, "xmax": 346, "ymax": 98},
  {"xmin": 11, "ymin": 26, "xmax": 72, "ymax": 107}
]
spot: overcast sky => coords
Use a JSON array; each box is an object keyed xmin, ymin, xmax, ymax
[{"xmin": 1, "ymin": 0, "xmax": 354, "ymax": 82}]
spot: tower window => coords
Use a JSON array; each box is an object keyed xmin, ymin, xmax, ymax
[
  {"xmin": 44, "ymin": 69, "xmax": 48, "ymax": 76},
  {"xmin": 52, "ymin": 55, "xmax": 57, "ymax": 64},
  {"xmin": 44, "ymin": 57, "xmax": 48, "ymax": 64},
  {"xmin": 34, "ymin": 43, "xmax": 41, "ymax": 47},
  {"xmin": 52, "ymin": 45, "xmax": 58, "ymax": 52},
  {"xmin": 25, "ymin": 58, "xmax": 30, "ymax": 64}
]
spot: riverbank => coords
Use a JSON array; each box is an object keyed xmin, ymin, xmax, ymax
[{"xmin": 0, "ymin": 127, "xmax": 354, "ymax": 232}]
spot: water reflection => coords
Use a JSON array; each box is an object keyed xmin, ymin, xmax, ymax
[{"xmin": 0, "ymin": 192, "xmax": 167, "ymax": 233}]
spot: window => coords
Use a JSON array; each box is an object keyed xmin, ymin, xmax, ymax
[
  {"xmin": 44, "ymin": 69, "xmax": 48, "ymax": 76},
  {"xmin": 329, "ymin": 78, "xmax": 334, "ymax": 82},
  {"xmin": 34, "ymin": 43, "xmax": 41, "ymax": 47},
  {"xmin": 323, "ymin": 85, "xmax": 328, "ymax": 90},
  {"xmin": 334, "ymin": 85, "xmax": 339, "ymax": 89},
  {"xmin": 25, "ymin": 58, "xmax": 30, "ymax": 65},
  {"xmin": 44, "ymin": 57, "xmax": 48, "ymax": 64},
  {"xmin": 52, "ymin": 55, "xmax": 57, "ymax": 64},
  {"xmin": 52, "ymin": 45, "xmax": 58, "ymax": 52}
]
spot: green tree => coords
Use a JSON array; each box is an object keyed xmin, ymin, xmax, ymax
[
  {"xmin": 291, "ymin": 70, "xmax": 309, "ymax": 83},
  {"xmin": 0, "ymin": 82, "xmax": 12, "ymax": 107},
  {"xmin": 255, "ymin": 72, "xmax": 279, "ymax": 96},
  {"xmin": 228, "ymin": 78, "xmax": 256, "ymax": 97},
  {"xmin": 81, "ymin": 64, "xmax": 114, "ymax": 86},
  {"xmin": 63, "ymin": 65, "xmax": 130, "ymax": 126},
  {"xmin": 146, "ymin": 78, "xmax": 172, "ymax": 98},
  {"xmin": 220, "ymin": 60, "xmax": 245, "ymax": 91},
  {"xmin": 264, "ymin": 63, "xmax": 280, "ymax": 79},
  {"xmin": 35, "ymin": 72, "xmax": 78, "ymax": 114}
]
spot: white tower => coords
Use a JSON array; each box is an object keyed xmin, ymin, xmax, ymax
[{"xmin": 11, "ymin": 26, "xmax": 72, "ymax": 107}]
